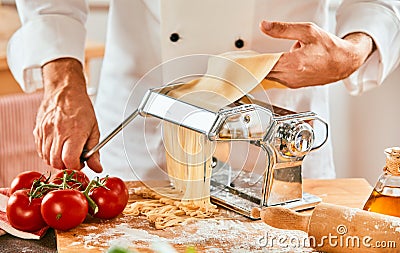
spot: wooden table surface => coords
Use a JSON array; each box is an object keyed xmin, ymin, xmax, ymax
[
  {"xmin": 55, "ymin": 178, "xmax": 372, "ymax": 253},
  {"xmin": 303, "ymin": 178, "xmax": 372, "ymax": 208}
]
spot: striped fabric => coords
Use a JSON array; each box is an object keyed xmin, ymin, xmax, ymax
[{"xmin": 0, "ymin": 91, "xmax": 55, "ymax": 187}]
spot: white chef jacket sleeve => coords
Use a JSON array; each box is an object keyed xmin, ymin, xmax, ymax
[
  {"xmin": 7, "ymin": 0, "xmax": 88, "ymax": 93},
  {"xmin": 336, "ymin": 0, "xmax": 400, "ymax": 95}
]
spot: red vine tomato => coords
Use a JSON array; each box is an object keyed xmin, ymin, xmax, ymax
[
  {"xmin": 6, "ymin": 189, "xmax": 47, "ymax": 232},
  {"xmin": 51, "ymin": 169, "xmax": 90, "ymax": 191},
  {"xmin": 41, "ymin": 189, "xmax": 88, "ymax": 231},
  {"xmin": 10, "ymin": 171, "xmax": 44, "ymax": 194},
  {"xmin": 89, "ymin": 177, "xmax": 129, "ymax": 219}
]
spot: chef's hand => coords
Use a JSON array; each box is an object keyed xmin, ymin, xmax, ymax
[
  {"xmin": 35, "ymin": 58, "xmax": 103, "ymax": 173},
  {"xmin": 260, "ymin": 20, "xmax": 375, "ymax": 88}
]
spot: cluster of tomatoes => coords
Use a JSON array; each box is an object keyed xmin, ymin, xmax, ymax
[{"xmin": 5, "ymin": 170, "xmax": 129, "ymax": 232}]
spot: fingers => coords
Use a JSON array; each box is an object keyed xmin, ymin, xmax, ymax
[
  {"xmin": 266, "ymin": 51, "xmax": 308, "ymax": 88},
  {"xmin": 61, "ymin": 136, "xmax": 87, "ymax": 170},
  {"xmin": 260, "ymin": 20, "xmax": 320, "ymax": 44},
  {"xmin": 42, "ymin": 123, "xmax": 53, "ymax": 165},
  {"xmin": 34, "ymin": 104, "xmax": 102, "ymax": 172},
  {"xmin": 49, "ymin": 134, "xmax": 66, "ymax": 170},
  {"xmin": 290, "ymin": 41, "xmax": 302, "ymax": 51},
  {"xmin": 34, "ymin": 109, "xmax": 66, "ymax": 169},
  {"xmin": 85, "ymin": 128, "xmax": 103, "ymax": 173},
  {"xmin": 58, "ymin": 126, "xmax": 102, "ymax": 173}
]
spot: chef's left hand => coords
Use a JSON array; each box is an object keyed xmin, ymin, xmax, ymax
[{"xmin": 260, "ymin": 20, "xmax": 375, "ymax": 88}]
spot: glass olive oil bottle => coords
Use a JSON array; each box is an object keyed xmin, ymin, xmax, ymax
[{"xmin": 363, "ymin": 147, "xmax": 400, "ymax": 217}]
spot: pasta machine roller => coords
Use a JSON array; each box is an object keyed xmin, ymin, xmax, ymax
[{"xmin": 83, "ymin": 83, "xmax": 328, "ymax": 219}]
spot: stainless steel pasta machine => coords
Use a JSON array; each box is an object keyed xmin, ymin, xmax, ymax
[{"xmin": 83, "ymin": 83, "xmax": 328, "ymax": 219}]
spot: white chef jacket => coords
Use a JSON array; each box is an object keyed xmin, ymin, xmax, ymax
[{"xmin": 7, "ymin": 0, "xmax": 400, "ymax": 181}]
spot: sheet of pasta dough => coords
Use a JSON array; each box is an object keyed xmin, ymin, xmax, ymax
[
  {"xmin": 163, "ymin": 50, "xmax": 283, "ymax": 200},
  {"xmin": 168, "ymin": 50, "xmax": 283, "ymax": 112}
]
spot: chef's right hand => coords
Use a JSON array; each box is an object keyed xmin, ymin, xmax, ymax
[{"xmin": 35, "ymin": 58, "xmax": 103, "ymax": 173}]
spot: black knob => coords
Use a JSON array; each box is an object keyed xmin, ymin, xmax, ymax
[
  {"xmin": 170, "ymin": 33, "xmax": 180, "ymax": 42},
  {"xmin": 235, "ymin": 38, "xmax": 244, "ymax": 48}
]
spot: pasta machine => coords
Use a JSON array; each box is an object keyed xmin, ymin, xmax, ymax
[{"xmin": 83, "ymin": 83, "xmax": 328, "ymax": 219}]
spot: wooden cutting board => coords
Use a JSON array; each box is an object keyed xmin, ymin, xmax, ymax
[{"xmin": 56, "ymin": 178, "xmax": 372, "ymax": 252}]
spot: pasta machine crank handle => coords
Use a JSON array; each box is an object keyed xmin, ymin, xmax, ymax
[{"xmin": 81, "ymin": 109, "xmax": 139, "ymax": 161}]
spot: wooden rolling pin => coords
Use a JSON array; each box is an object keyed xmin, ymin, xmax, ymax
[{"xmin": 252, "ymin": 203, "xmax": 400, "ymax": 253}]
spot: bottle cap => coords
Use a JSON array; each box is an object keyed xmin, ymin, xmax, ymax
[{"xmin": 384, "ymin": 147, "xmax": 400, "ymax": 175}]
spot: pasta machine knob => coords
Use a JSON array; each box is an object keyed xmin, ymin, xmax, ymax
[{"xmin": 275, "ymin": 121, "xmax": 315, "ymax": 158}]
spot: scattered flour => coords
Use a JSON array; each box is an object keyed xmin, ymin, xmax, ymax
[
  {"xmin": 68, "ymin": 241, "xmax": 81, "ymax": 247},
  {"xmin": 83, "ymin": 225, "xmax": 99, "ymax": 231},
  {"xmin": 343, "ymin": 208, "xmax": 359, "ymax": 221},
  {"xmin": 75, "ymin": 218, "xmax": 313, "ymax": 252},
  {"xmin": 384, "ymin": 216, "xmax": 400, "ymax": 230},
  {"xmin": 109, "ymin": 223, "xmax": 164, "ymax": 242}
]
